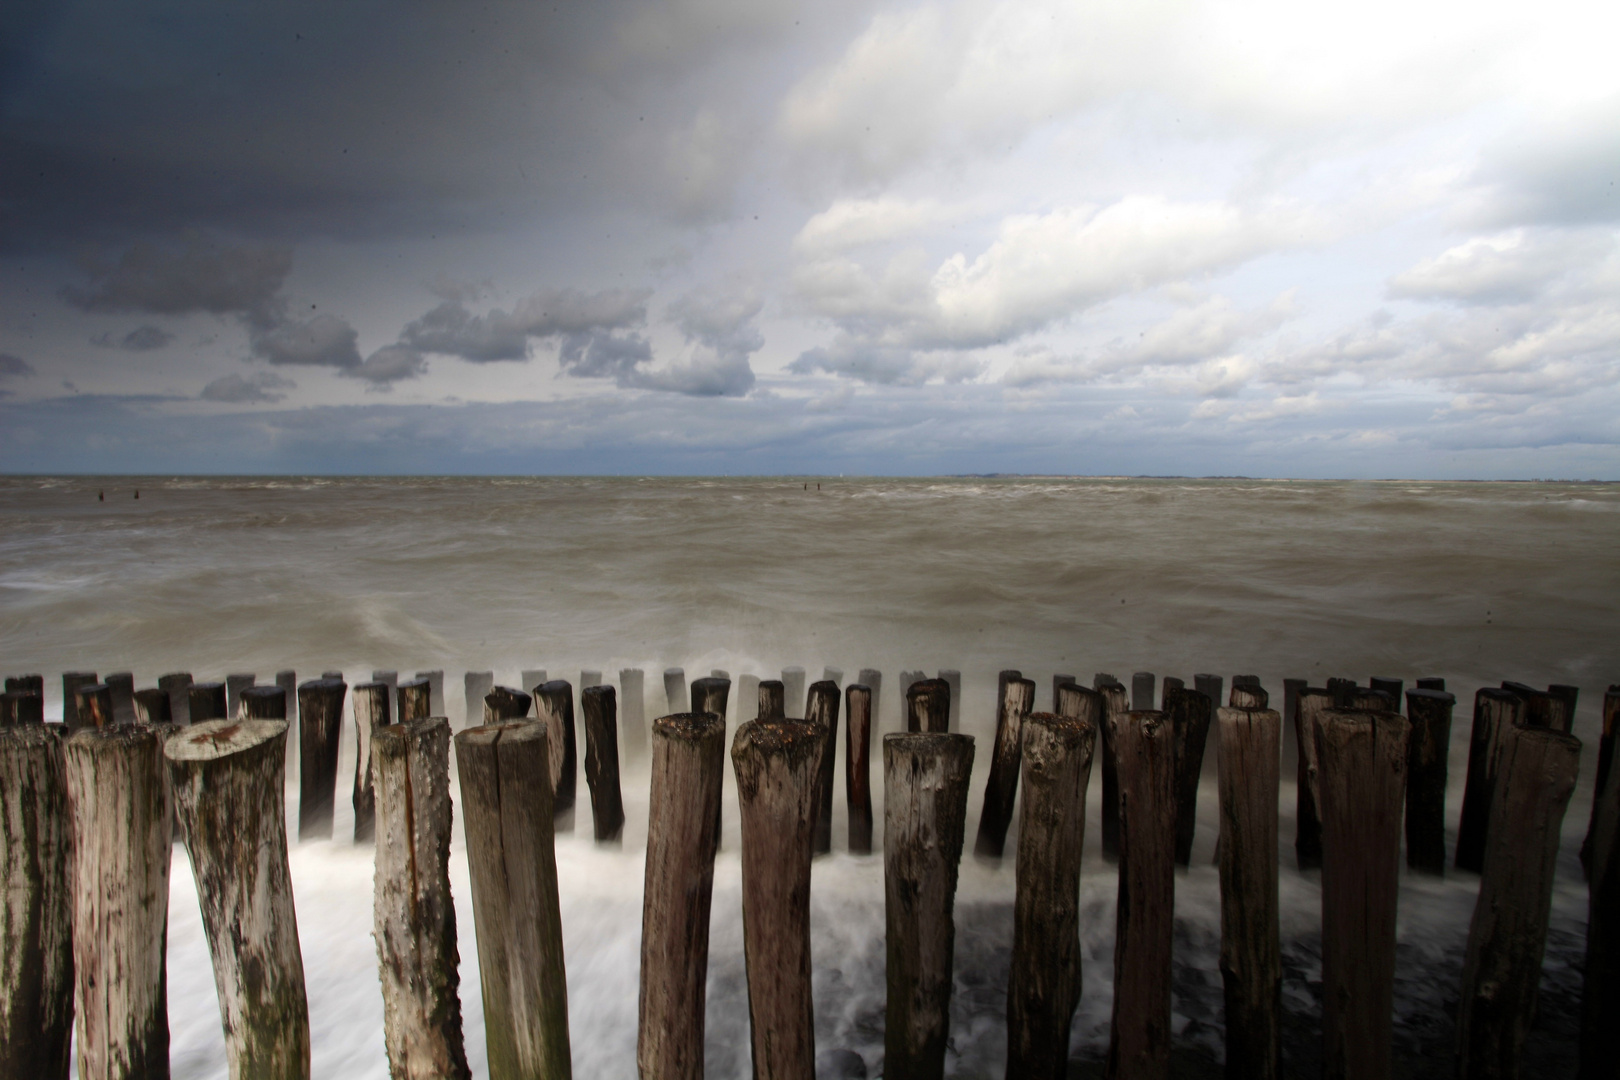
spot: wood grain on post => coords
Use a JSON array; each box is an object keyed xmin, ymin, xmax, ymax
[
  {"xmin": 297, "ymin": 677, "xmax": 347, "ymax": 841},
  {"xmin": 1132, "ymin": 672, "xmax": 1156, "ymax": 711},
  {"xmin": 1457, "ymin": 688, "xmax": 1524, "ymax": 873},
  {"xmin": 690, "ymin": 677, "xmax": 731, "ymax": 844},
  {"xmin": 732, "ymin": 718, "xmax": 823, "ymax": 1080},
  {"xmin": 639, "ymin": 712, "xmax": 726, "ymax": 1080},
  {"xmin": 484, "ymin": 686, "xmax": 531, "ymax": 724},
  {"xmin": 846, "ymin": 684, "xmax": 874, "ymax": 854},
  {"xmin": 534, "ymin": 681, "xmax": 578, "ymax": 828},
  {"xmin": 276, "ymin": 670, "xmax": 298, "ymax": 764},
  {"xmin": 5, "ymin": 673, "xmax": 44, "ymax": 695},
  {"xmin": 806, "ymin": 679, "xmax": 841, "ymax": 856},
  {"xmin": 884, "ymin": 732, "xmax": 974, "ymax": 1080},
  {"xmin": 62, "ymin": 672, "xmax": 96, "ymax": 725},
  {"xmin": 581, "ymin": 685, "xmax": 625, "ymax": 842},
  {"xmin": 1, "ymin": 690, "xmax": 44, "ymax": 724},
  {"xmin": 464, "ymin": 672, "xmax": 494, "ymax": 730},
  {"xmin": 1229, "ymin": 683, "xmax": 1268, "ymax": 710},
  {"xmin": 758, "ymin": 679, "xmax": 786, "ymax": 719},
  {"xmin": 1315, "ymin": 707, "xmax": 1409, "ymax": 1080},
  {"xmin": 74, "ymin": 682, "xmax": 113, "ymax": 730},
  {"xmin": 1582, "ymin": 687, "xmax": 1620, "ymax": 878},
  {"xmin": 1456, "ymin": 723, "xmax": 1580, "ymax": 1080},
  {"xmin": 455, "ymin": 720, "xmax": 572, "ymax": 1080},
  {"xmin": 1502, "ymin": 682, "xmax": 1566, "ymax": 732},
  {"xmin": 1583, "ymin": 704, "xmax": 1620, "ymax": 1078},
  {"xmin": 0, "ymin": 725, "xmax": 74, "ymax": 1080},
  {"xmin": 134, "ymin": 688, "xmax": 172, "ymax": 723},
  {"xmin": 664, "ymin": 668, "xmax": 687, "ymax": 716},
  {"xmin": 858, "ymin": 669, "xmax": 882, "ymax": 727},
  {"xmin": 188, "ymin": 681, "xmax": 226, "ymax": 724},
  {"xmin": 1403, "ymin": 688, "xmax": 1455, "ymax": 875},
  {"xmin": 937, "ymin": 669, "xmax": 961, "ymax": 731},
  {"xmin": 104, "ymin": 672, "xmax": 137, "ymax": 725},
  {"xmin": 352, "ymin": 681, "xmax": 391, "ymax": 843},
  {"xmin": 620, "ymin": 669, "xmax": 647, "ymax": 760},
  {"xmin": 414, "ymin": 670, "xmax": 446, "ymax": 716},
  {"xmin": 373, "ymin": 718, "xmax": 471, "ymax": 1080},
  {"xmin": 1293, "ymin": 687, "xmax": 1334, "ymax": 870},
  {"xmin": 974, "ymin": 671, "xmax": 1035, "ymax": 860},
  {"xmin": 398, "ymin": 678, "xmax": 432, "ymax": 724},
  {"xmin": 1007, "ymin": 712, "xmax": 1096, "ymax": 1080},
  {"xmin": 1096, "ymin": 678, "xmax": 1129, "ymax": 862},
  {"xmin": 906, "ymin": 677, "xmax": 950, "ymax": 734},
  {"xmin": 782, "ymin": 667, "xmax": 806, "ymax": 716},
  {"xmin": 1053, "ymin": 674, "xmax": 1077, "ymax": 712},
  {"xmin": 1164, "ymin": 685, "xmax": 1214, "ymax": 867},
  {"xmin": 243, "ymin": 684, "xmax": 287, "ymax": 720},
  {"xmin": 225, "ymin": 673, "xmax": 255, "ymax": 718},
  {"xmin": 168, "ymin": 719, "xmax": 309, "ymax": 1080},
  {"xmin": 1215, "ymin": 706, "xmax": 1281, "ymax": 1080},
  {"xmin": 65, "ymin": 725, "xmax": 172, "ymax": 1079},
  {"xmin": 1549, "ymin": 684, "xmax": 1579, "ymax": 734}
]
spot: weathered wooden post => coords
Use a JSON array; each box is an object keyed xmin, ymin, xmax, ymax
[
  {"xmin": 1007, "ymin": 712, "xmax": 1096, "ymax": 1079},
  {"xmin": 297, "ymin": 677, "xmax": 347, "ymax": 841},
  {"xmin": 1229, "ymin": 683, "xmax": 1268, "ymax": 710},
  {"xmin": 974, "ymin": 672, "xmax": 1035, "ymax": 860},
  {"xmin": 1293, "ymin": 687, "xmax": 1334, "ymax": 870},
  {"xmin": 373, "ymin": 717, "xmax": 471, "ymax": 1080},
  {"xmin": 884, "ymin": 732, "xmax": 974, "ymax": 1080},
  {"xmin": 484, "ymin": 686, "xmax": 531, "ymax": 724},
  {"xmin": 1164, "ymin": 685, "xmax": 1213, "ymax": 867},
  {"xmin": 664, "ymin": 668, "xmax": 687, "ymax": 715},
  {"xmin": 1216, "ymin": 706, "xmax": 1281, "ymax": 1080},
  {"xmin": 1583, "ymin": 687, "xmax": 1620, "ymax": 878},
  {"xmin": 74, "ymin": 681, "xmax": 114, "ymax": 729},
  {"xmin": 1, "ymin": 689, "xmax": 44, "ymax": 724},
  {"xmin": 846, "ymin": 684, "xmax": 874, "ymax": 854},
  {"xmin": 1456, "ymin": 723, "xmax": 1580, "ymax": 1080},
  {"xmin": 1107, "ymin": 710, "xmax": 1176, "ymax": 1080},
  {"xmin": 1404, "ymin": 688, "xmax": 1454, "ymax": 874},
  {"xmin": 5, "ymin": 673, "xmax": 44, "ymax": 695},
  {"xmin": 1316, "ymin": 707, "xmax": 1409, "ymax": 1080},
  {"xmin": 620, "ymin": 668, "xmax": 647, "ymax": 760},
  {"xmin": 1416, "ymin": 677, "xmax": 1446, "ymax": 691},
  {"xmin": 1281, "ymin": 678, "xmax": 1306, "ymax": 777},
  {"xmin": 414, "ymin": 669, "xmax": 446, "ymax": 716},
  {"xmin": 189, "ymin": 680, "xmax": 226, "ymax": 724},
  {"xmin": 244, "ymin": 683, "xmax": 287, "ymax": 719},
  {"xmin": 639, "ymin": 712, "xmax": 726, "ymax": 1080},
  {"xmin": 64, "ymin": 725, "xmax": 172, "ymax": 1078},
  {"xmin": 168, "ymin": 719, "xmax": 309, "ymax": 1079},
  {"xmin": 1457, "ymin": 688, "xmax": 1524, "ymax": 873},
  {"xmin": 807, "ymin": 679, "xmax": 842, "ymax": 855},
  {"xmin": 464, "ymin": 671, "xmax": 494, "ymax": 730},
  {"xmin": 0, "ymin": 724, "xmax": 74, "ymax": 1079},
  {"xmin": 1053, "ymin": 674, "xmax": 1077, "ymax": 711},
  {"xmin": 158, "ymin": 673, "xmax": 192, "ymax": 725},
  {"xmin": 758, "ymin": 679, "xmax": 786, "ymax": 719},
  {"xmin": 899, "ymin": 670, "xmax": 925, "ymax": 701},
  {"xmin": 906, "ymin": 678, "xmax": 950, "ymax": 734},
  {"xmin": 399, "ymin": 677, "xmax": 432, "ymax": 723},
  {"xmin": 1584, "ymin": 708, "xmax": 1620, "ymax": 1078},
  {"xmin": 352, "ymin": 681, "xmax": 391, "ymax": 843},
  {"xmin": 455, "ymin": 720, "xmax": 572, "ymax": 1079},
  {"xmin": 691, "ymin": 676, "xmax": 731, "ymax": 842},
  {"xmin": 1132, "ymin": 672, "xmax": 1156, "ymax": 711},
  {"xmin": 104, "ymin": 671, "xmax": 137, "ymax": 724},
  {"xmin": 581, "ymin": 685, "xmax": 625, "ymax": 842},
  {"xmin": 732, "ymin": 718, "xmax": 823, "ymax": 1080},
  {"xmin": 1096, "ymin": 676, "xmax": 1128, "ymax": 862},
  {"xmin": 937, "ymin": 669, "xmax": 961, "ymax": 731},
  {"xmin": 134, "ymin": 687, "xmax": 172, "ymax": 723},
  {"xmin": 61, "ymin": 672, "xmax": 96, "ymax": 724},
  {"xmin": 1369, "ymin": 676, "xmax": 1402, "ymax": 704},
  {"xmin": 225, "ymin": 672, "xmax": 255, "ymax": 717},
  {"xmin": 782, "ymin": 667, "xmax": 806, "ymax": 715},
  {"xmin": 1549, "ymin": 684, "xmax": 1579, "ymax": 733},
  {"xmin": 858, "ymin": 669, "xmax": 883, "ymax": 728},
  {"xmin": 276, "ymin": 669, "xmax": 298, "ymax": 764},
  {"xmin": 534, "ymin": 680, "xmax": 579, "ymax": 829},
  {"xmin": 1326, "ymin": 677, "xmax": 1357, "ymax": 706}
]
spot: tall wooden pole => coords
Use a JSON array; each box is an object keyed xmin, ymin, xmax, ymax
[
  {"xmin": 168, "ymin": 719, "xmax": 309, "ymax": 1080},
  {"xmin": 352, "ymin": 681, "xmax": 390, "ymax": 843},
  {"xmin": 807, "ymin": 679, "xmax": 842, "ymax": 855},
  {"xmin": 884, "ymin": 732, "xmax": 974, "ymax": 1080},
  {"xmin": 2, "ymin": 690, "xmax": 44, "ymax": 724},
  {"xmin": 732, "ymin": 718, "xmax": 823, "ymax": 1080},
  {"xmin": 1369, "ymin": 677, "xmax": 1402, "ymax": 705},
  {"xmin": 1316, "ymin": 707, "xmax": 1409, "ymax": 1080},
  {"xmin": 1216, "ymin": 706, "xmax": 1280, "ymax": 1080},
  {"xmin": 1293, "ymin": 688, "xmax": 1333, "ymax": 870},
  {"xmin": 581, "ymin": 685, "xmax": 625, "ymax": 842},
  {"xmin": 1403, "ymin": 688, "xmax": 1454, "ymax": 874},
  {"xmin": 373, "ymin": 718, "xmax": 471, "ymax": 1080},
  {"xmin": 455, "ymin": 720, "xmax": 572, "ymax": 1080},
  {"xmin": 1229, "ymin": 684, "xmax": 1268, "ymax": 710},
  {"xmin": 276, "ymin": 670, "xmax": 298, "ymax": 767},
  {"xmin": 639, "ymin": 712, "xmax": 726, "ymax": 1080},
  {"xmin": 534, "ymin": 681, "xmax": 578, "ymax": 829},
  {"xmin": 846, "ymin": 684, "xmax": 874, "ymax": 854},
  {"xmin": 690, "ymin": 676, "xmax": 731, "ymax": 845},
  {"xmin": 758, "ymin": 680, "xmax": 786, "ymax": 719},
  {"xmin": 1096, "ymin": 678, "xmax": 1128, "ymax": 862},
  {"xmin": 1457, "ymin": 689, "xmax": 1523, "ymax": 873},
  {"xmin": 1164, "ymin": 686, "xmax": 1213, "ymax": 867},
  {"xmin": 243, "ymin": 683, "xmax": 287, "ymax": 720},
  {"xmin": 399, "ymin": 677, "xmax": 432, "ymax": 724},
  {"xmin": 0, "ymin": 725, "xmax": 74, "ymax": 1079},
  {"xmin": 297, "ymin": 677, "xmax": 347, "ymax": 841},
  {"xmin": 413, "ymin": 669, "xmax": 446, "ymax": 716},
  {"xmin": 858, "ymin": 669, "xmax": 883, "ymax": 729},
  {"xmin": 1007, "ymin": 712, "xmax": 1095, "ymax": 1080},
  {"xmin": 906, "ymin": 678, "xmax": 950, "ymax": 734},
  {"xmin": 974, "ymin": 671, "xmax": 1034, "ymax": 860}
]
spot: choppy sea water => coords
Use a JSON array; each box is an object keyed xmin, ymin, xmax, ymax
[{"xmin": 2, "ymin": 475, "xmax": 1616, "ymax": 1078}]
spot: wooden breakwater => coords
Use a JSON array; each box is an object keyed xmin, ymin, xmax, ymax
[{"xmin": 1, "ymin": 666, "xmax": 1613, "ymax": 1079}]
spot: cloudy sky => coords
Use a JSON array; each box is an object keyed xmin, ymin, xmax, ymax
[{"xmin": 2, "ymin": 0, "xmax": 1617, "ymax": 476}]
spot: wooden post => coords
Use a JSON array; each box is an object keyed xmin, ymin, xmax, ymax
[
  {"xmin": 134, "ymin": 687, "xmax": 172, "ymax": 723},
  {"xmin": 1582, "ymin": 687, "xmax": 1620, "ymax": 879},
  {"xmin": 1502, "ymin": 682, "xmax": 1568, "ymax": 732},
  {"xmin": 639, "ymin": 712, "xmax": 726, "ymax": 1080},
  {"xmin": 1053, "ymin": 674, "xmax": 1077, "ymax": 712},
  {"xmin": 1107, "ymin": 710, "xmax": 1176, "ymax": 1080},
  {"xmin": 1216, "ymin": 706, "xmax": 1281, "ymax": 1080},
  {"xmin": 464, "ymin": 671, "xmax": 494, "ymax": 730},
  {"xmin": 64, "ymin": 726, "xmax": 172, "ymax": 1078},
  {"xmin": 1164, "ymin": 685, "xmax": 1213, "ymax": 867},
  {"xmin": 782, "ymin": 667, "xmax": 806, "ymax": 715},
  {"xmin": 1457, "ymin": 689, "xmax": 1524, "ymax": 873},
  {"xmin": 61, "ymin": 672, "xmax": 96, "ymax": 725},
  {"xmin": 1293, "ymin": 687, "xmax": 1334, "ymax": 870},
  {"xmin": 225, "ymin": 672, "xmax": 255, "ymax": 717},
  {"xmin": 71, "ymin": 682, "xmax": 113, "ymax": 730},
  {"xmin": 0, "ymin": 725, "xmax": 74, "ymax": 1079},
  {"xmin": 758, "ymin": 679, "xmax": 786, "ymax": 719},
  {"xmin": 581, "ymin": 685, "xmax": 625, "ymax": 842},
  {"xmin": 1404, "ymin": 689, "xmax": 1455, "ymax": 875},
  {"xmin": 244, "ymin": 683, "xmax": 287, "ymax": 719},
  {"xmin": 276, "ymin": 669, "xmax": 298, "ymax": 766},
  {"xmin": 1229, "ymin": 684, "xmax": 1268, "ymax": 710},
  {"xmin": 846, "ymin": 684, "xmax": 874, "ymax": 854},
  {"xmin": 1549, "ymin": 684, "xmax": 1579, "ymax": 733},
  {"xmin": 1369, "ymin": 676, "xmax": 1402, "ymax": 704},
  {"xmin": 455, "ymin": 720, "xmax": 572, "ymax": 1080},
  {"xmin": 1096, "ymin": 677, "xmax": 1128, "ymax": 862},
  {"xmin": 974, "ymin": 671, "xmax": 1035, "ymax": 860},
  {"xmin": 1007, "ymin": 712, "xmax": 1096, "ymax": 1080},
  {"xmin": 297, "ymin": 677, "xmax": 348, "ymax": 841},
  {"xmin": 484, "ymin": 686, "xmax": 531, "ymax": 724},
  {"xmin": 414, "ymin": 669, "xmax": 447, "ymax": 716},
  {"xmin": 620, "ymin": 669, "xmax": 647, "ymax": 760},
  {"xmin": 375, "ymin": 670, "xmax": 401, "ymax": 698},
  {"xmin": 1456, "ymin": 723, "xmax": 1580, "ymax": 1080},
  {"xmin": 732, "ymin": 718, "xmax": 823, "ymax": 1080},
  {"xmin": 1, "ymin": 690, "xmax": 44, "ymax": 724},
  {"xmin": 1193, "ymin": 674, "xmax": 1223, "ymax": 722},
  {"xmin": 906, "ymin": 678, "xmax": 950, "ymax": 734},
  {"xmin": 1132, "ymin": 672, "xmax": 1156, "ymax": 711},
  {"xmin": 352, "ymin": 681, "xmax": 391, "ymax": 843},
  {"xmin": 1584, "ymin": 710, "xmax": 1620, "ymax": 1078},
  {"xmin": 691, "ymin": 677, "xmax": 731, "ymax": 844},
  {"xmin": 884, "ymin": 732, "xmax": 974, "ymax": 1080},
  {"xmin": 534, "ymin": 681, "xmax": 578, "ymax": 828},
  {"xmin": 664, "ymin": 668, "xmax": 687, "ymax": 715},
  {"xmin": 5, "ymin": 673, "xmax": 44, "ymax": 695},
  {"xmin": 1326, "ymin": 677, "xmax": 1357, "ymax": 706},
  {"xmin": 399, "ymin": 677, "xmax": 432, "ymax": 723},
  {"xmin": 1316, "ymin": 707, "xmax": 1409, "ymax": 1080},
  {"xmin": 937, "ymin": 669, "xmax": 961, "ymax": 731},
  {"xmin": 189, "ymin": 681, "xmax": 226, "ymax": 723},
  {"xmin": 373, "ymin": 718, "xmax": 471, "ymax": 1080},
  {"xmin": 105, "ymin": 671, "xmax": 137, "ymax": 724},
  {"xmin": 1282, "ymin": 679, "xmax": 1306, "ymax": 779},
  {"xmin": 807, "ymin": 679, "xmax": 842, "ymax": 856},
  {"xmin": 1415, "ymin": 677, "xmax": 1445, "ymax": 690},
  {"xmin": 858, "ymin": 669, "xmax": 883, "ymax": 728},
  {"xmin": 167, "ymin": 719, "xmax": 309, "ymax": 1079}
]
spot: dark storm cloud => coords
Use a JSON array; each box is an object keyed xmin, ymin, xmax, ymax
[
  {"xmin": 91, "ymin": 325, "xmax": 176, "ymax": 351},
  {"xmin": 398, "ymin": 288, "xmax": 652, "ymax": 364},
  {"xmin": 0, "ymin": 353, "xmax": 36, "ymax": 377},
  {"xmin": 350, "ymin": 345, "xmax": 428, "ymax": 387},
  {"xmin": 60, "ymin": 233, "xmax": 291, "ymax": 317},
  {"xmin": 200, "ymin": 371, "xmax": 294, "ymax": 403}
]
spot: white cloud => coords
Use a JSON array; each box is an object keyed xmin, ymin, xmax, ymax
[
  {"xmin": 1390, "ymin": 230, "xmax": 1616, "ymax": 306},
  {"xmin": 792, "ymin": 196, "xmax": 969, "ymax": 255}
]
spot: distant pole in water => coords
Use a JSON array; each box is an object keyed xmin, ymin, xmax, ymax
[
  {"xmin": 1457, "ymin": 689, "xmax": 1524, "ymax": 873},
  {"xmin": 1583, "ymin": 701, "xmax": 1620, "ymax": 1078},
  {"xmin": 974, "ymin": 671, "xmax": 1034, "ymax": 861},
  {"xmin": 806, "ymin": 680, "xmax": 842, "ymax": 856},
  {"xmin": 1007, "ymin": 712, "xmax": 1095, "ymax": 1080},
  {"xmin": 846, "ymin": 684, "xmax": 874, "ymax": 854},
  {"xmin": 1404, "ymin": 689, "xmax": 1455, "ymax": 875},
  {"xmin": 732, "ymin": 717, "xmax": 823, "ymax": 1080},
  {"xmin": 64, "ymin": 725, "xmax": 171, "ymax": 1079},
  {"xmin": 620, "ymin": 669, "xmax": 648, "ymax": 761},
  {"xmin": 0, "ymin": 724, "xmax": 73, "ymax": 1080},
  {"xmin": 639, "ymin": 712, "xmax": 726, "ymax": 1080},
  {"xmin": 61, "ymin": 672, "xmax": 96, "ymax": 725},
  {"xmin": 158, "ymin": 672, "xmax": 192, "ymax": 725},
  {"xmin": 899, "ymin": 670, "xmax": 924, "ymax": 705},
  {"xmin": 1582, "ymin": 687, "xmax": 1620, "ymax": 879},
  {"xmin": 415, "ymin": 670, "xmax": 447, "ymax": 717},
  {"xmin": 456, "ymin": 720, "xmax": 572, "ymax": 1079},
  {"xmin": 1456, "ymin": 723, "xmax": 1580, "ymax": 1080},
  {"xmin": 906, "ymin": 678, "xmax": 950, "ymax": 734},
  {"xmin": 73, "ymin": 682, "xmax": 113, "ymax": 730},
  {"xmin": 352, "ymin": 682, "xmax": 390, "ymax": 843},
  {"xmin": 373, "ymin": 718, "xmax": 471, "ymax": 1080},
  {"xmin": 884, "ymin": 732, "xmax": 974, "ymax": 1080},
  {"xmin": 296, "ymin": 677, "xmax": 347, "ymax": 841},
  {"xmin": 1316, "ymin": 706, "xmax": 1408, "ymax": 1080},
  {"xmin": 189, "ymin": 681, "xmax": 227, "ymax": 724},
  {"xmin": 664, "ymin": 668, "xmax": 687, "ymax": 716},
  {"xmin": 1293, "ymin": 688, "xmax": 1334, "ymax": 870},
  {"xmin": 399, "ymin": 678, "xmax": 432, "ymax": 724},
  {"xmin": 1132, "ymin": 672, "xmax": 1156, "ymax": 711},
  {"xmin": 1164, "ymin": 685, "xmax": 1213, "ymax": 867},
  {"xmin": 168, "ymin": 719, "xmax": 309, "ymax": 1080},
  {"xmin": 782, "ymin": 667, "xmax": 806, "ymax": 716},
  {"xmin": 758, "ymin": 679, "xmax": 786, "ymax": 719},
  {"xmin": 691, "ymin": 677, "xmax": 731, "ymax": 843},
  {"xmin": 463, "ymin": 672, "xmax": 494, "ymax": 730},
  {"xmin": 1095, "ymin": 676, "xmax": 1128, "ymax": 862},
  {"xmin": 1216, "ymin": 705, "xmax": 1281, "ymax": 1080},
  {"xmin": 535, "ymin": 681, "xmax": 579, "ymax": 831},
  {"xmin": 104, "ymin": 671, "xmax": 136, "ymax": 724},
  {"xmin": 737, "ymin": 674, "xmax": 760, "ymax": 718},
  {"xmin": 581, "ymin": 685, "xmax": 625, "ymax": 842},
  {"xmin": 937, "ymin": 669, "xmax": 961, "ymax": 731},
  {"xmin": 225, "ymin": 672, "xmax": 256, "ymax": 718}
]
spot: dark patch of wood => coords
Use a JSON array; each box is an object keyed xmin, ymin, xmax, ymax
[
  {"xmin": 845, "ymin": 685, "xmax": 874, "ymax": 854},
  {"xmin": 973, "ymin": 671, "xmax": 1034, "ymax": 861},
  {"xmin": 188, "ymin": 681, "xmax": 226, "ymax": 724},
  {"xmin": 905, "ymin": 678, "xmax": 950, "ymax": 734},
  {"xmin": 1403, "ymin": 688, "xmax": 1454, "ymax": 875},
  {"xmin": 581, "ymin": 685, "xmax": 625, "ymax": 842},
  {"xmin": 1457, "ymin": 688, "xmax": 1523, "ymax": 873},
  {"xmin": 352, "ymin": 682, "xmax": 391, "ymax": 844},
  {"xmin": 534, "ymin": 681, "xmax": 578, "ymax": 829},
  {"xmin": 296, "ymin": 677, "xmax": 347, "ymax": 841},
  {"xmin": 74, "ymin": 682, "xmax": 113, "ymax": 730},
  {"xmin": 398, "ymin": 678, "xmax": 432, "ymax": 724},
  {"xmin": 1164, "ymin": 686, "xmax": 1213, "ymax": 867},
  {"xmin": 1293, "ymin": 688, "xmax": 1333, "ymax": 870},
  {"xmin": 61, "ymin": 673, "xmax": 96, "ymax": 726},
  {"xmin": 1095, "ymin": 677, "xmax": 1128, "ymax": 863},
  {"xmin": 758, "ymin": 679, "xmax": 786, "ymax": 719},
  {"xmin": 806, "ymin": 680, "xmax": 842, "ymax": 856}
]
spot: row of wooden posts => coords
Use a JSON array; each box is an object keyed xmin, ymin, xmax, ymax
[{"xmin": 2, "ymin": 665, "xmax": 1616, "ymax": 1080}]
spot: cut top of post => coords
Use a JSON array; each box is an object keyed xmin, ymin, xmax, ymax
[{"xmin": 165, "ymin": 718, "xmax": 289, "ymax": 762}]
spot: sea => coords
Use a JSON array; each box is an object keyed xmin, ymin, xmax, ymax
[{"xmin": 2, "ymin": 474, "xmax": 1615, "ymax": 1078}]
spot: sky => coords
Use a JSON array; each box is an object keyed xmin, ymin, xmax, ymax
[{"xmin": 1, "ymin": 0, "xmax": 1617, "ymax": 477}]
